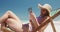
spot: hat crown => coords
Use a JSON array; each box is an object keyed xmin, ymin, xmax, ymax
[
  {"xmin": 38, "ymin": 4, "xmax": 52, "ymax": 12},
  {"xmin": 43, "ymin": 4, "xmax": 52, "ymax": 11}
]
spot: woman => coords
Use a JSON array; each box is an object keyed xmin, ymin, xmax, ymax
[
  {"xmin": 38, "ymin": 4, "xmax": 52, "ymax": 32},
  {"xmin": 30, "ymin": 4, "xmax": 52, "ymax": 32},
  {"xmin": 0, "ymin": 3, "xmax": 52, "ymax": 32}
]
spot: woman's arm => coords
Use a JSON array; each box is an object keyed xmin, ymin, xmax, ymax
[{"xmin": 29, "ymin": 11, "xmax": 39, "ymax": 29}]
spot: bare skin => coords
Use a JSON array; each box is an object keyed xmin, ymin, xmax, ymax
[
  {"xmin": 29, "ymin": 8, "xmax": 50, "ymax": 32},
  {"xmin": 0, "ymin": 11, "xmax": 23, "ymax": 32},
  {"xmin": 0, "ymin": 8, "xmax": 50, "ymax": 32}
]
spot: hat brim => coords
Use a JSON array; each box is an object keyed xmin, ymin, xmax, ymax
[
  {"xmin": 38, "ymin": 4, "xmax": 50, "ymax": 13},
  {"xmin": 38, "ymin": 5, "xmax": 49, "ymax": 11},
  {"xmin": 38, "ymin": 4, "xmax": 47, "ymax": 9}
]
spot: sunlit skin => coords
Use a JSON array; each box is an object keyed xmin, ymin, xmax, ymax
[
  {"xmin": 36, "ymin": 8, "xmax": 50, "ymax": 32},
  {"xmin": 0, "ymin": 8, "xmax": 50, "ymax": 32},
  {"xmin": 1, "ymin": 11, "xmax": 30, "ymax": 32},
  {"xmin": 41, "ymin": 8, "xmax": 48, "ymax": 17},
  {"xmin": 1, "ymin": 11, "xmax": 23, "ymax": 32}
]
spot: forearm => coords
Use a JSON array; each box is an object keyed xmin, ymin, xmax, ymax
[{"xmin": 30, "ymin": 12, "xmax": 39, "ymax": 28}]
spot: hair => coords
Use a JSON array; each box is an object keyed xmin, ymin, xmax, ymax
[
  {"xmin": 44, "ymin": 9, "xmax": 50, "ymax": 16},
  {"xmin": 41, "ymin": 9, "xmax": 50, "ymax": 17}
]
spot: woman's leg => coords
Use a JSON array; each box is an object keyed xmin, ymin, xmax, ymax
[
  {"xmin": 5, "ymin": 11, "xmax": 23, "ymax": 32},
  {"xmin": 0, "ymin": 11, "xmax": 14, "ymax": 32},
  {"xmin": 0, "ymin": 11, "xmax": 9, "ymax": 31},
  {"xmin": 0, "ymin": 11, "xmax": 23, "ymax": 32},
  {"xmin": 6, "ymin": 18, "xmax": 23, "ymax": 32},
  {"xmin": 8, "ymin": 11, "xmax": 21, "ymax": 21},
  {"xmin": 29, "ymin": 12, "xmax": 39, "ymax": 32},
  {"xmin": 0, "ymin": 11, "xmax": 9, "ymax": 23}
]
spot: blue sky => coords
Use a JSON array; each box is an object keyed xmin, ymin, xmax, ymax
[{"xmin": 0, "ymin": 0, "xmax": 60, "ymax": 22}]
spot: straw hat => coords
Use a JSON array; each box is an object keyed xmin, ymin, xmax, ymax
[{"xmin": 38, "ymin": 4, "xmax": 52, "ymax": 12}]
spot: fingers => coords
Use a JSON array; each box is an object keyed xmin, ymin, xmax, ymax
[
  {"xmin": 29, "ymin": 12, "xmax": 38, "ymax": 23},
  {"xmin": 6, "ymin": 18, "xmax": 23, "ymax": 32},
  {"xmin": 29, "ymin": 12, "xmax": 37, "ymax": 20}
]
